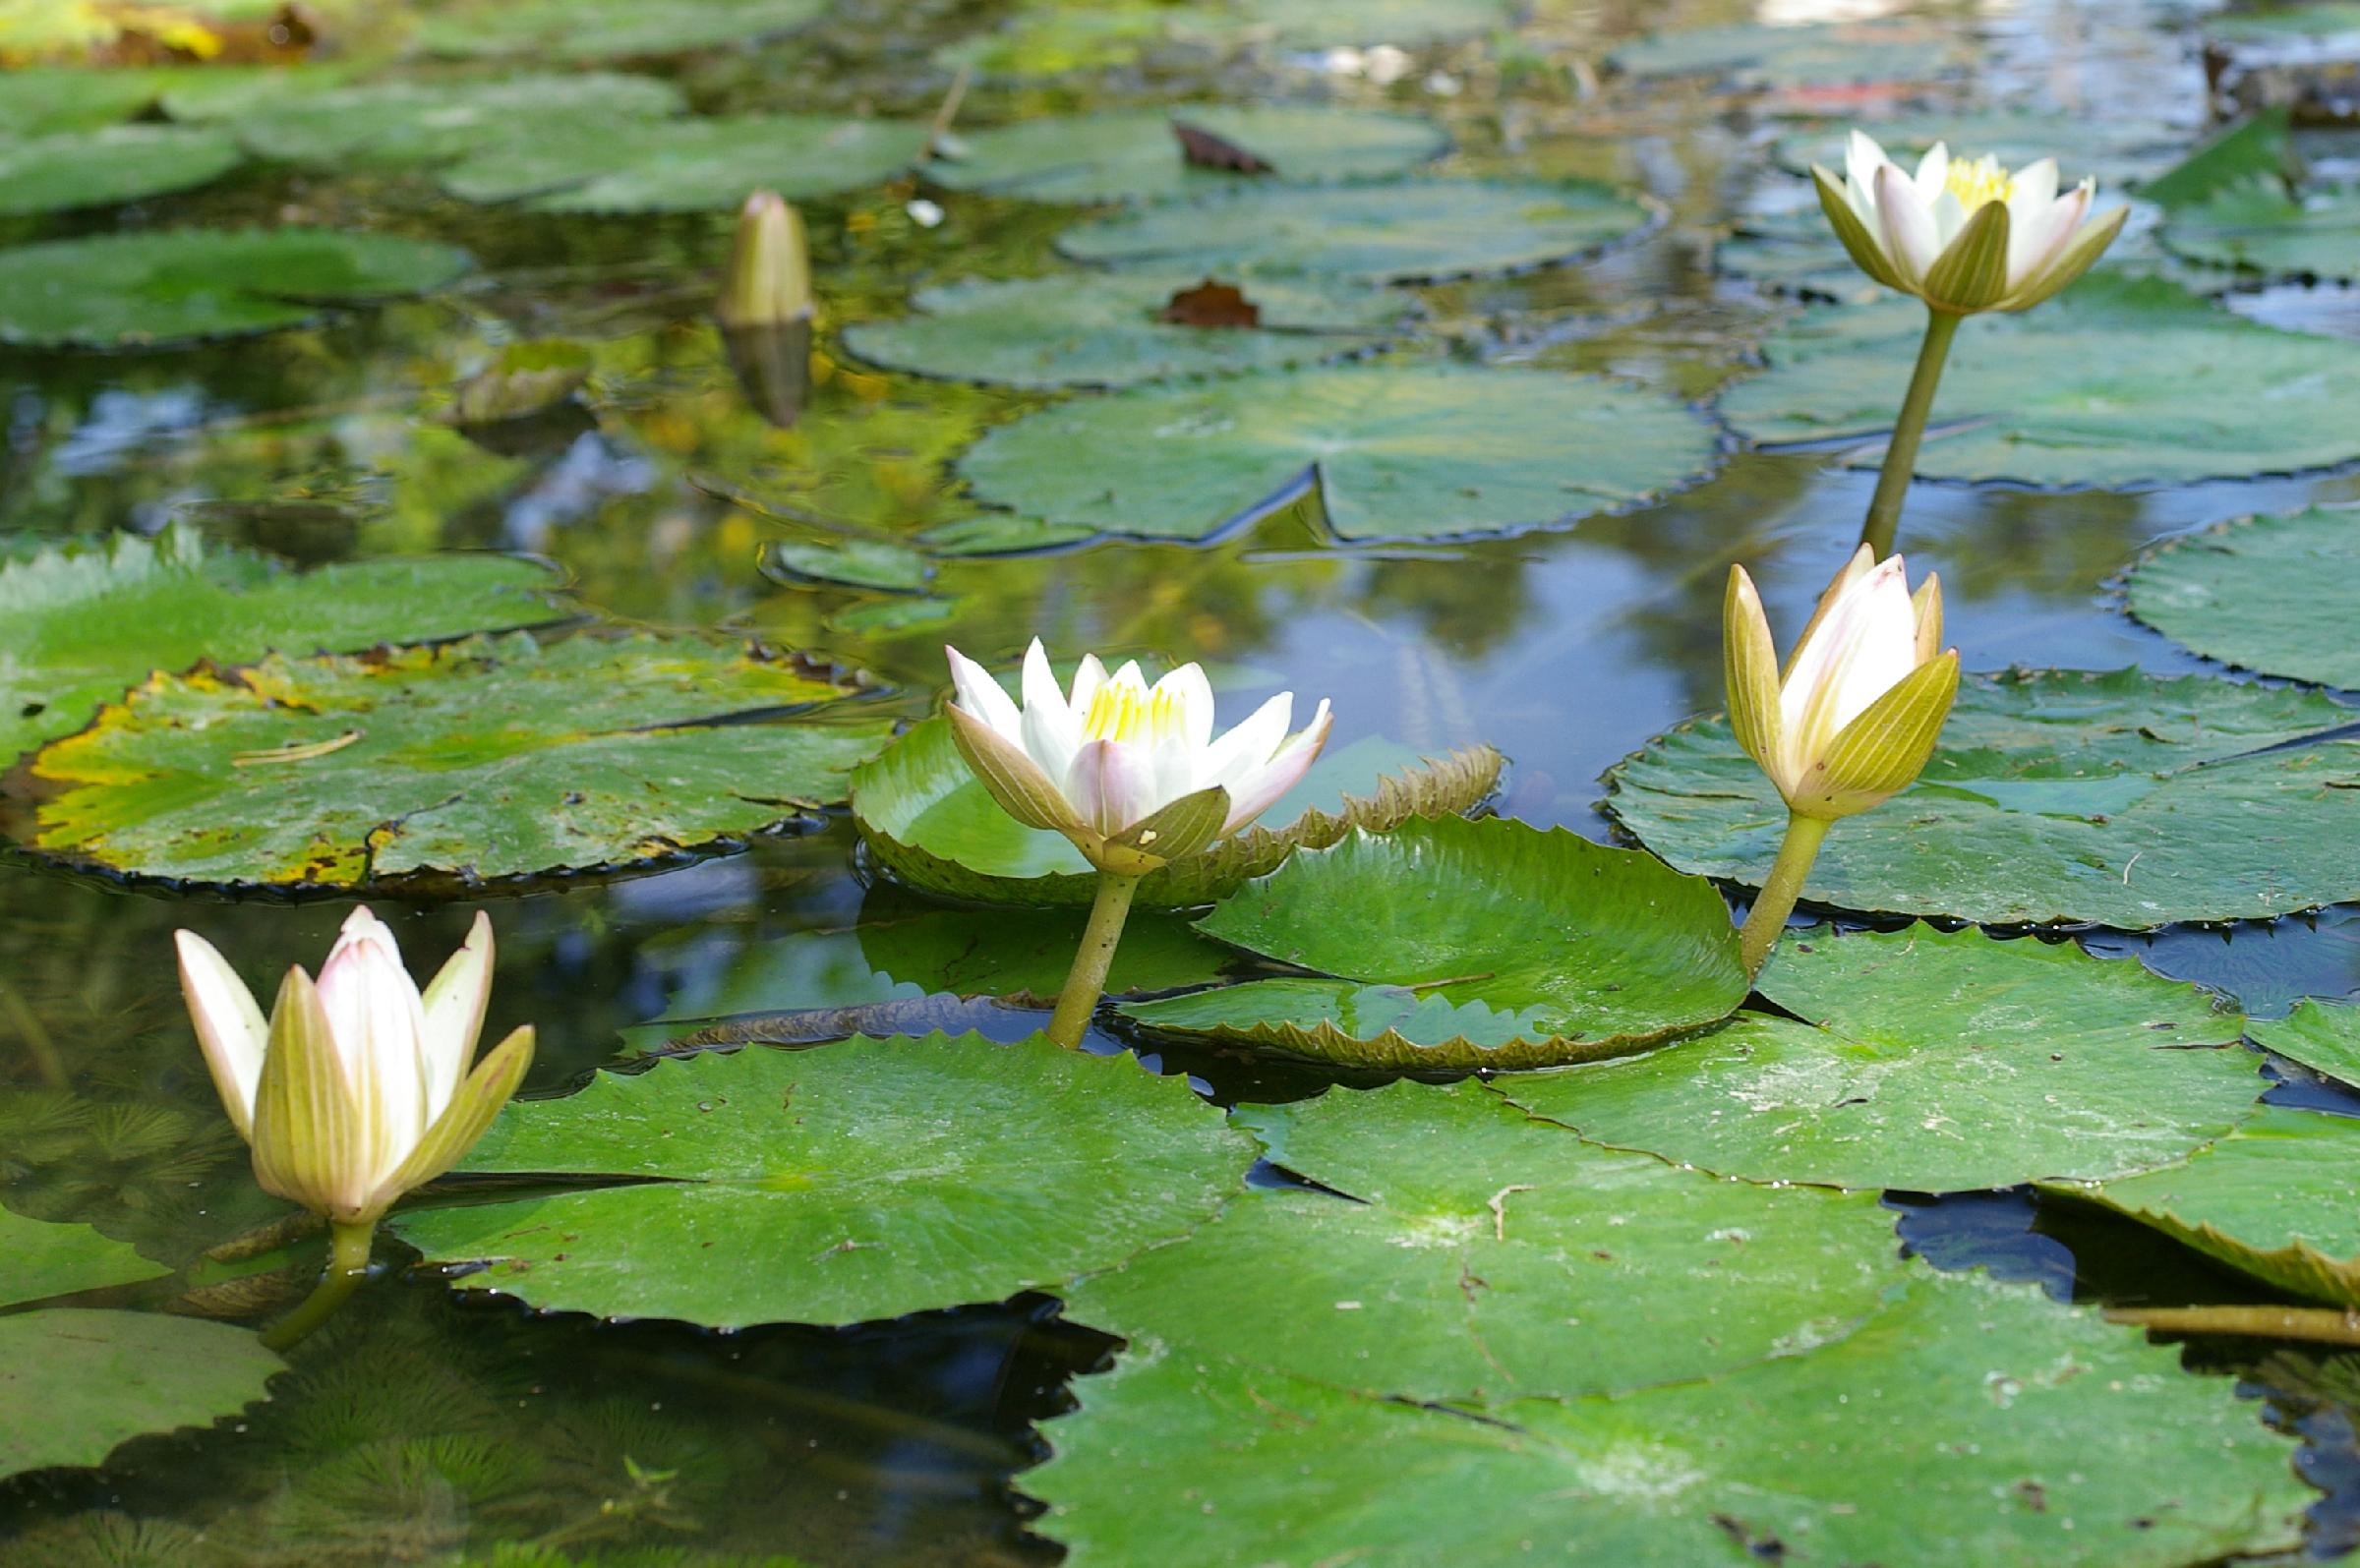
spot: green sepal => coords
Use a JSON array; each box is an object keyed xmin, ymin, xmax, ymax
[
  {"xmin": 1797, "ymin": 653, "xmax": 1961, "ymax": 820},
  {"xmin": 944, "ymin": 703, "xmax": 1086, "ymax": 836},
  {"xmin": 1921, "ymin": 200, "xmax": 2012, "ymax": 314},
  {"xmin": 387, "ymin": 1024, "xmax": 536, "ymax": 1199},
  {"xmin": 1998, "ymin": 204, "xmax": 2128, "ymax": 313},
  {"xmin": 1096, "ymin": 784, "xmax": 1231, "ymax": 875},
  {"xmin": 1722, "ymin": 567, "xmax": 1784, "ymax": 777},
  {"xmin": 1810, "ymin": 165, "xmax": 1906, "ymax": 292},
  {"xmin": 248, "ymin": 965, "xmax": 365, "ymax": 1223}
]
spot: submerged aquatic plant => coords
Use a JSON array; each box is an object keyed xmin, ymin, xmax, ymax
[{"xmin": 944, "ymin": 639, "xmax": 1331, "ymax": 1048}]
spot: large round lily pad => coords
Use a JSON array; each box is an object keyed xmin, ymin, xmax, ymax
[
  {"xmin": 851, "ymin": 717, "xmax": 1502, "ymax": 908},
  {"xmin": 1607, "ymin": 667, "xmax": 2360, "ymax": 928},
  {"xmin": 925, "ymin": 106, "xmax": 1447, "ymax": 205},
  {"xmin": 439, "ymin": 114, "xmax": 928, "ymax": 211},
  {"xmin": 2124, "ymin": 505, "xmax": 2360, "ymax": 688},
  {"xmin": 1029, "ymin": 1269, "xmax": 2307, "ymax": 1568},
  {"xmin": 0, "ymin": 1308, "xmax": 284, "ymax": 1481},
  {"xmin": 2164, "ymin": 179, "xmax": 2360, "ymax": 282},
  {"xmin": 0, "ymin": 227, "xmax": 473, "ymax": 348},
  {"xmin": 25, "ymin": 630, "xmax": 895, "ymax": 896},
  {"xmin": 411, "ymin": 0, "xmax": 827, "ymax": 59},
  {"xmin": 1120, "ymin": 816, "xmax": 1748, "ymax": 1069},
  {"xmin": 1496, "ymin": 923, "xmax": 2262, "ymax": 1192},
  {"xmin": 0, "ymin": 124, "xmax": 243, "ymax": 215},
  {"xmin": 195, "ymin": 73, "xmax": 685, "ymax": 168},
  {"xmin": 1717, "ymin": 273, "xmax": 2360, "ymax": 486},
  {"xmin": 841, "ymin": 272, "xmax": 1407, "ymax": 388},
  {"xmin": 1607, "ymin": 19, "xmax": 1976, "ymax": 87},
  {"xmin": 0, "ymin": 1209, "xmax": 168, "ymax": 1306},
  {"xmin": 1056, "ymin": 179, "xmax": 1655, "ymax": 282},
  {"xmin": 392, "ymin": 1033, "xmax": 1255, "ymax": 1328},
  {"xmin": 955, "ymin": 364, "xmax": 1720, "ymax": 541},
  {"xmin": 1065, "ymin": 1079, "xmax": 1910, "ymax": 1403}
]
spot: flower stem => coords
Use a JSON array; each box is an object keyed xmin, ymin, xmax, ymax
[
  {"xmin": 1858, "ymin": 307, "xmax": 1963, "ymax": 560},
  {"xmin": 1738, "ymin": 812, "xmax": 1833, "ymax": 976},
  {"xmin": 1046, "ymin": 869, "xmax": 1143, "ymax": 1051},
  {"xmin": 260, "ymin": 1218, "xmax": 375, "ymax": 1352}
]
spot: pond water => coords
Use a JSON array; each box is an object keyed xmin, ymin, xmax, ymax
[{"xmin": 8, "ymin": 0, "xmax": 2360, "ymax": 1564}]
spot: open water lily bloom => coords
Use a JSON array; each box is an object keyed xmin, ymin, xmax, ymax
[{"xmin": 1812, "ymin": 130, "xmax": 2127, "ymax": 315}]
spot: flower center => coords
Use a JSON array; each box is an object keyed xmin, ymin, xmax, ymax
[
  {"xmin": 1081, "ymin": 680, "xmax": 1179, "ymax": 745},
  {"xmin": 1942, "ymin": 154, "xmax": 2014, "ymax": 212}
]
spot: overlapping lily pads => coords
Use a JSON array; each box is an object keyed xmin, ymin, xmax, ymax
[
  {"xmin": 25, "ymin": 631, "xmax": 895, "ymax": 895},
  {"xmin": 0, "ymin": 124, "xmax": 243, "ymax": 215},
  {"xmin": 1608, "ymin": 668, "xmax": 2360, "ymax": 928},
  {"xmin": 2163, "ymin": 179, "xmax": 2360, "ymax": 282},
  {"xmin": 393, "ymin": 1032, "xmax": 1254, "ymax": 1327},
  {"xmin": 1122, "ymin": 817, "xmax": 1748, "ymax": 1068},
  {"xmin": 2253, "ymin": 998, "xmax": 2360, "ymax": 1084},
  {"xmin": 956, "ymin": 365, "xmax": 1720, "ymax": 541},
  {"xmin": 1717, "ymin": 273, "xmax": 2360, "ymax": 486},
  {"xmin": 2124, "ymin": 505, "xmax": 2360, "ymax": 687},
  {"xmin": 441, "ymin": 115, "xmax": 928, "ymax": 211},
  {"xmin": 411, "ymin": 0, "xmax": 828, "ymax": 59},
  {"xmin": 851, "ymin": 717, "xmax": 1501, "ymax": 907},
  {"xmin": 1497, "ymin": 924, "xmax": 2262, "ymax": 1192},
  {"xmin": 190, "ymin": 73, "xmax": 685, "ymax": 168}
]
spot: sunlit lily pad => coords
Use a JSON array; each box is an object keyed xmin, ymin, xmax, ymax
[
  {"xmin": 841, "ymin": 272, "xmax": 1408, "ymax": 388},
  {"xmin": 2124, "ymin": 505, "xmax": 2360, "ymax": 688},
  {"xmin": 925, "ymin": 106, "xmax": 1447, "ymax": 205},
  {"xmin": 2164, "ymin": 179, "xmax": 2360, "ymax": 282},
  {"xmin": 1121, "ymin": 816, "xmax": 1747, "ymax": 1069},
  {"xmin": 192, "ymin": 73, "xmax": 685, "ymax": 168},
  {"xmin": 1494, "ymin": 924, "xmax": 2260, "ymax": 1192},
  {"xmin": 0, "ymin": 1308, "xmax": 284, "ymax": 1481},
  {"xmin": 25, "ymin": 630, "xmax": 895, "ymax": 896},
  {"xmin": 2252, "ymin": 998, "xmax": 2360, "ymax": 1084},
  {"xmin": 441, "ymin": 114, "xmax": 929, "ymax": 211},
  {"xmin": 0, "ymin": 227, "xmax": 473, "ymax": 348},
  {"xmin": 0, "ymin": 124, "xmax": 243, "ymax": 215},
  {"xmin": 0, "ymin": 67, "xmax": 179, "ymax": 135},
  {"xmin": 851, "ymin": 717, "xmax": 1502, "ymax": 908},
  {"xmin": 1057, "ymin": 179, "xmax": 1655, "ymax": 282},
  {"xmin": 1607, "ymin": 19, "xmax": 1975, "ymax": 87},
  {"xmin": 760, "ymin": 536, "xmax": 933, "ymax": 593},
  {"xmin": 1608, "ymin": 667, "xmax": 2360, "ymax": 927},
  {"xmin": 1716, "ymin": 273, "xmax": 2360, "ymax": 486},
  {"xmin": 0, "ymin": 1209, "xmax": 168, "ymax": 1306},
  {"xmin": 956, "ymin": 364, "xmax": 1720, "ymax": 541},
  {"xmin": 411, "ymin": 0, "xmax": 827, "ymax": 59},
  {"xmin": 393, "ymin": 1032, "xmax": 1254, "ymax": 1327}
]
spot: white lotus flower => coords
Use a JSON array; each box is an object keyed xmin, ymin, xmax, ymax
[
  {"xmin": 1812, "ymin": 131, "xmax": 2127, "ymax": 314},
  {"xmin": 1725, "ymin": 547, "xmax": 1959, "ymax": 820},
  {"xmin": 944, "ymin": 639, "xmax": 1333, "ymax": 873},
  {"xmin": 175, "ymin": 908, "xmax": 534, "ymax": 1225}
]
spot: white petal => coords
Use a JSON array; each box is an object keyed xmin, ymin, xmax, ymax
[
  {"xmin": 1780, "ymin": 557, "xmax": 1920, "ymax": 769},
  {"xmin": 1928, "ymin": 188, "xmax": 1968, "ymax": 249},
  {"xmin": 1152, "ymin": 662, "xmax": 1215, "ymax": 749},
  {"xmin": 315, "ymin": 906, "xmax": 432, "ymax": 1183},
  {"xmin": 1846, "ymin": 129, "xmax": 1891, "ymax": 201},
  {"xmin": 1198, "ymin": 691, "xmax": 1293, "ymax": 788},
  {"xmin": 418, "ymin": 911, "xmax": 494, "ymax": 1122},
  {"xmin": 1873, "ymin": 163, "xmax": 1940, "ymax": 283},
  {"xmin": 1912, "ymin": 142, "xmax": 1950, "ymax": 203},
  {"xmin": 175, "ymin": 930, "xmax": 268, "ymax": 1138},
  {"xmin": 1220, "ymin": 700, "xmax": 1332, "ymax": 835},
  {"xmin": 2011, "ymin": 183, "xmax": 2091, "ymax": 289},
  {"xmin": 1066, "ymin": 739, "xmax": 1157, "ymax": 836},
  {"xmin": 1066, "ymin": 653, "xmax": 1110, "ymax": 713},
  {"xmin": 2011, "ymin": 156, "xmax": 2059, "ymax": 212},
  {"xmin": 945, "ymin": 643, "xmax": 1025, "ymax": 741},
  {"xmin": 1020, "ymin": 639, "xmax": 1083, "ymax": 782}
]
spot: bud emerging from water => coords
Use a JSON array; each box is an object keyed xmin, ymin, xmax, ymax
[{"xmin": 717, "ymin": 190, "xmax": 813, "ymax": 328}]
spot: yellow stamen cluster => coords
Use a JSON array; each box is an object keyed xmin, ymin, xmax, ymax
[
  {"xmin": 1082, "ymin": 680, "xmax": 1180, "ymax": 744},
  {"xmin": 1943, "ymin": 153, "xmax": 2014, "ymax": 212}
]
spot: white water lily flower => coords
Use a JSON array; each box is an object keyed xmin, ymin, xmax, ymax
[
  {"xmin": 1812, "ymin": 130, "xmax": 2127, "ymax": 314},
  {"xmin": 944, "ymin": 639, "xmax": 1333, "ymax": 873},
  {"xmin": 1725, "ymin": 546, "xmax": 1960, "ymax": 820},
  {"xmin": 175, "ymin": 908, "xmax": 534, "ymax": 1225}
]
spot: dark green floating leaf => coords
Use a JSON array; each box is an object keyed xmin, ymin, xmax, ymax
[
  {"xmin": 393, "ymin": 1033, "xmax": 1255, "ymax": 1328},
  {"xmin": 0, "ymin": 67, "xmax": 177, "ymax": 136},
  {"xmin": 1496, "ymin": 924, "xmax": 2261, "ymax": 1192},
  {"xmin": 2207, "ymin": 3, "xmax": 2360, "ymax": 43},
  {"xmin": 956, "ymin": 364, "xmax": 1719, "ymax": 541},
  {"xmin": 2124, "ymin": 505, "xmax": 2360, "ymax": 688},
  {"xmin": 0, "ymin": 227, "xmax": 473, "ymax": 348},
  {"xmin": 760, "ymin": 537, "xmax": 934, "ymax": 594},
  {"xmin": 0, "ymin": 124, "xmax": 243, "ymax": 215},
  {"xmin": 852, "ymin": 717, "xmax": 1502, "ymax": 908},
  {"xmin": 1608, "ymin": 667, "xmax": 2360, "ymax": 927},
  {"xmin": 26, "ymin": 631, "xmax": 894, "ymax": 896},
  {"xmin": 2117, "ymin": 108, "xmax": 2295, "ymax": 211},
  {"xmin": 440, "ymin": 115, "xmax": 928, "ymax": 211},
  {"xmin": 1607, "ymin": 19, "xmax": 1975, "ymax": 87},
  {"xmin": 411, "ymin": 0, "xmax": 827, "ymax": 59},
  {"xmin": 1123, "ymin": 816, "xmax": 1746, "ymax": 1069},
  {"xmin": 0, "ymin": 1308, "xmax": 283, "ymax": 1481},
  {"xmin": 195, "ymin": 73, "xmax": 685, "ymax": 168},
  {"xmin": 2164, "ymin": 179, "xmax": 2360, "ymax": 282},
  {"xmin": 0, "ymin": 1209, "xmax": 168, "ymax": 1307},
  {"xmin": 2252, "ymin": 998, "xmax": 2360, "ymax": 1085}
]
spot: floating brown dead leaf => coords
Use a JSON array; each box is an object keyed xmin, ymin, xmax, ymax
[
  {"xmin": 1171, "ymin": 119, "xmax": 1274, "ymax": 174},
  {"xmin": 1158, "ymin": 279, "xmax": 1261, "ymax": 329}
]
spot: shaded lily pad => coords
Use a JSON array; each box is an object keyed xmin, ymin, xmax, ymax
[
  {"xmin": 841, "ymin": 272, "xmax": 1408, "ymax": 389},
  {"xmin": 0, "ymin": 525, "xmax": 560, "ymax": 769},
  {"xmin": 0, "ymin": 124, "xmax": 243, "ymax": 215},
  {"xmin": 1122, "ymin": 816, "xmax": 1747, "ymax": 1069},
  {"xmin": 2252, "ymin": 998, "xmax": 2360, "ymax": 1084},
  {"xmin": 1607, "ymin": 19, "xmax": 1975, "ymax": 87},
  {"xmin": 1607, "ymin": 667, "xmax": 2360, "ymax": 928},
  {"xmin": 195, "ymin": 73, "xmax": 685, "ymax": 168},
  {"xmin": 1057, "ymin": 179, "xmax": 1655, "ymax": 282},
  {"xmin": 0, "ymin": 1209, "xmax": 168, "ymax": 1307},
  {"xmin": 760, "ymin": 537, "xmax": 933, "ymax": 593},
  {"xmin": 440, "ymin": 114, "xmax": 928, "ymax": 211},
  {"xmin": 1497, "ymin": 924, "xmax": 2262, "ymax": 1192},
  {"xmin": 25, "ymin": 630, "xmax": 895, "ymax": 896},
  {"xmin": 2164, "ymin": 179, "xmax": 2360, "ymax": 282},
  {"xmin": 0, "ymin": 1308, "xmax": 284, "ymax": 1481},
  {"xmin": 0, "ymin": 227, "xmax": 473, "ymax": 348},
  {"xmin": 412, "ymin": 0, "xmax": 827, "ymax": 59},
  {"xmin": 1030, "ymin": 1270, "xmax": 2306, "ymax": 1568},
  {"xmin": 924, "ymin": 106, "xmax": 1447, "ymax": 205},
  {"xmin": 956, "ymin": 364, "xmax": 1720, "ymax": 541},
  {"xmin": 1065, "ymin": 1079, "xmax": 1910, "ymax": 1402},
  {"xmin": 2124, "ymin": 505, "xmax": 2360, "ymax": 688},
  {"xmin": 851, "ymin": 717, "xmax": 1502, "ymax": 908},
  {"xmin": 392, "ymin": 1033, "xmax": 1254, "ymax": 1328},
  {"xmin": 1716, "ymin": 273, "xmax": 2360, "ymax": 487}
]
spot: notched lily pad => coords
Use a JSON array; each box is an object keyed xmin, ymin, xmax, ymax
[
  {"xmin": 440, "ymin": 115, "xmax": 928, "ymax": 211},
  {"xmin": 0, "ymin": 124, "xmax": 243, "ymax": 215},
  {"xmin": 2253, "ymin": 998, "xmax": 2360, "ymax": 1085},
  {"xmin": 2125, "ymin": 504, "xmax": 2360, "ymax": 689}
]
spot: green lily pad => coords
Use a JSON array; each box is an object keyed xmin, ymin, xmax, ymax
[
  {"xmin": 411, "ymin": 0, "xmax": 827, "ymax": 59},
  {"xmin": 0, "ymin": 227, "xmax": 473, "ymax": 348},
  {"xmin": 828, "ymin": 596, "xmax": 967, "ymax": 635},
  {"xmin": 1715, "ymin": 205, "xmax": 1886, "ymax": 302},
  {"xmin": 1607, "ymin": 19, "xmax": 1975, "ymax": 87},
  {"xmin": 1065, "ymin": 1079, "xmax": 1909, "ymax": 1403},
  {"xmin": 2164, "ymin": 179, "xmax": 2360, "ymax": 282},
  {"xmin": 24, "ymin": 630, "xmax": 895, "ymax": 896},
  {"xmin": 2252, "ymin": 999, "xmax": 2360, "ymax": 1084},
  {"xmin": 955, "ymin": 364, "xmax": 1719, "ymax": 541},
  {"xmin": 0, "ymin": 525, "xmax": 559, "ymax": 770},
  {"xmin": 0, "ymin": 1308, "xmax": 283, "ymax": 1481},
  {"xmin": 0, "ymin": 67, "xmax": 178, "ymax": 136},
  {"xmin": 1057, "ymin": 178, "xmax": 1655, "ymax": 282},
  {"xmin": 0, "ymin": 1209, "xmax": 168, "ymax": 1307},
  {"xmin": 392, "ymin": 1033, "xmax": 1254, "ymax": 1328},
  {"xmin": 2140, "ymin": 109, "xmax": 2299, "ymax": 211},
  {"xmin": 842, "ymin": 272, "xmax": 1407, "ymax": 389},
  {"xmin": 1121, "ymin": 816, "xmax": 1747, "ymax": 1069},
  {"xmin": 1771, "ymin": 113, "xmax": 2185, "ymax": 188},
  {"xmin": 0, "ymin": 123, "xmax": 243, "ymax": 215},
  {"xmin": 1222, "ymin": 0, "xmax": 1514, "ymax": 46},
  {"xmin": 439, "ymin": 114, "xmax": 928, "ymax": 211},
  {"xmin": 2124, "ymin": 505, "xmax": 2360, "ymax": 688},
  {"xmin": 1717, "ymin": 273, "xmax": 2360, "ymax": 487},
  {"xmin": 937, "ymin": 0, "xmax": 1514, "ymax": 77},
  {"xmin": 2059, "ymin": 1106, "xmax": 2360, "ymax": 1304},
  {"xmin": 924, "ymin": 106, "xmax": 1447, "ymax": 205},
  {"xmin": 1607, "ymin": 667, "xmax": 2360, "ymax": 928},
  {"xmin": 194, "ymin": 73, "xmax": 685, "ymax": 168},
  {"xmin": 760, "ymin": 537, "xmax": 933, "ymax": 593},
  {"xmin": 851, "ymin": 718, "xmax": 1503, "ymax": 908},
  {"xmin": 1029, "ymin": 1269, "xmax": 2308, "ymax": 1568},
  {"xmin": 2207, "ymin": 3, "xmax": 2360, "ymax": 42},
  {"xmin": 1497, "ymin": 923, "xmax": 2263, "ymax": 1192}
]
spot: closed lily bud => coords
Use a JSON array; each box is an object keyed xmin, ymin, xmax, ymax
[
  {"xmin": 717, "ymin": 190, "xmax": 813, "ymax": 328},
  {"xmin": 1725, "ymin": 547, "xmax": 1959, "ymax": 821},
  {"xmin": 1811, "ymin": 131, "xmax": 2127, "ymax": 315},
  {"xmin": 175, "ymin": 908, "xmax": 534, "ymax": 1226},
  {"xmin": 943, "ymin": 639, "xmax": 1333, "ymax": 876}
]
